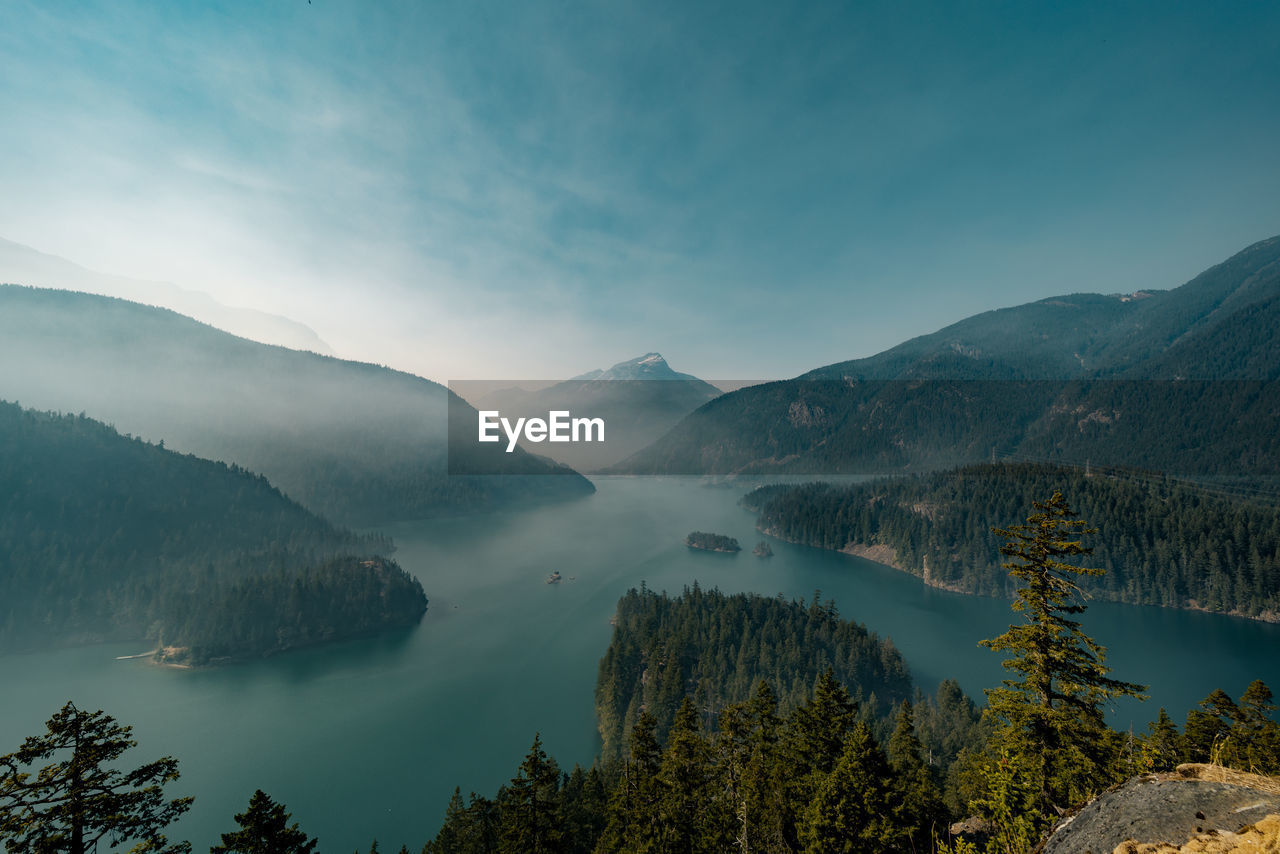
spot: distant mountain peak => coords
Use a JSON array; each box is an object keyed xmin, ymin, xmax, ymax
[{"xmin": 596, "ymin": 353, "xmax": 685, "ymax": 381}]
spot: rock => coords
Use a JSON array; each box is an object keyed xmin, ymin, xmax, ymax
[{"xmin": 1041, "ymin": 766, "xmax": 1280, "ymax": 854}]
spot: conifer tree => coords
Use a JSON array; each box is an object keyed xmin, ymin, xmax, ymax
[
  {"xmin": 559, "ymin": 766, "xmax": 606, "ymax": 854},
  {"xmin": 979, "ymin": 492, "xmax": 1146, "ymax": 812},
  {"xmin": 799, "ymin": 722, "xmax": 902, "ymax": 854},
  {"xmin": 789, "ymin": 669, "xmax": 857, "ymax": 779},
  {"xmin": 782, "ymin": 669, "xmax": 859, "ymax": 851},
  {"xmin": 598, "ymin": 712, "xmax": 662, "ymax": 853},
  {"xmin": 1140, "ymin": 709, "xmax": 1185, "ymax": 772},
  {"xmin": 735, "ymin": 682, "xmax": 787, "ymax": 854},
  {"xmin": 0, "ymin": 702, "xmax": 192, "ymax": 854},
  {"xmin": 1237, "ymin": 680, "xmax": 1280, "ymax": 773},
  {"xmin": 657, "ymin": 697, "xmax": 718, "ymax": 854},
  {"xmin": 887, "ymin": 701, "xmax": 946, "ymax": 848},
  {"xmin": 499, "ymin": 735, "xmax": 562, "ymax": 854},
  {"xmin": 211, "ymin": 789, "xmax": 316, "ymax": 854},
  {"xmin": 1184, "ymin": 689, "xmax": 1238, "ymax": 763}
]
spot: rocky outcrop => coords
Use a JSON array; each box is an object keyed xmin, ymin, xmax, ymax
[
  {"xmin": 1114, "ymin": 813, "xmax": 1280, "ymax": 852},
  {"xmin": 1040, "ymin": 765, "xmax": 1280, "ymax": 854}
]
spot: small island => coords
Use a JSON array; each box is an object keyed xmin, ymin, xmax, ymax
[
  {"xmin": 753, "ymin": 541, "xmax": 773, "ymax": 557},
  {"xmin": 685, "ymin": 531, "xmax": 741, "ymax": 553}
]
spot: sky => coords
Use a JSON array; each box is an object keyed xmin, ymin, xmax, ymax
[{"xmin": 1, "ymin": 0, "xmax": 1278, "ymax": 382}]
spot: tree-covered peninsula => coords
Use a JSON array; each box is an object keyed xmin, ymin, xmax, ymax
[
  {"xmin": 594, "ymin": 585, "xmax": 915, "ymax": 759},
  {"xmin": 747, "ymin": 462, "xmax": 1280, "ymax": 619},
  {"xmin": 0, "ymin": 401, "xmax": 426, "ymax": 662}
]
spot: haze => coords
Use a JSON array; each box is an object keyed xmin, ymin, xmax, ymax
[{"xmin": 2, "ymin": 0, "xmax": 1278, "ymax": 381}]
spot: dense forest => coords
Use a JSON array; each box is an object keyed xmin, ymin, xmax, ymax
[
  {"xmin": 747, "ymin": 462, "xmax": 1280, "ymax": 618},
  {"xmin": 594, "ymin": 586, "xmax": 917, "ymax": 759},
  {"xmin": 0, "ymin": 401, "xmax": 426, "ymax": 661},
  {"xmin": 420, "ymin": 584, "xmax": 1280, "ymax": 854}
]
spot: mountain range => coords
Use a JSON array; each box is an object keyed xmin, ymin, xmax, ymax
[
  {"xmin": 0, "ymin": 236, "xmax": 333, "ymax": 354},
  {"xmin": 611, "ymin": 235, "xmax": 1280, "ymax": 478},
  {"xmin": 0, "ymin": 286, "xmax": 593, "ymax": 526}
]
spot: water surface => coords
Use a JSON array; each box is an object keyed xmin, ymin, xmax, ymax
[{"xmin": 2, "ymin": 477, "xmax": 1277, "ymax": 851}]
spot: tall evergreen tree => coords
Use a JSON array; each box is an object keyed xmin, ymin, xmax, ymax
[
  {"xmin": 887, "ymin": 701, "xmax": 946, "ymax": 849},
  {"xmin": 0, "ymin": 703, "xmax": 192, "ymax": 854},
  {"xmin": 211, "ymin": 790, "xmax": 317, "ymax": 854},
  {"xmin": 1184, "ymin": 689, "xmax": 1238, "ymax": 764},
  {"xmin": 559, "ymin": 766, "xmax": 606, "ymax": 854},
  {"xmin": 782, "ymin": 669, "xmax": 859, "ymax": 851},
  {"xmin": 799, "ymin": 722, "xmax": 903, "ymax": 854},
  {"xmin": 598, "ymin": 713, "xmax": 663, "ymax": 853},
  {"xmin": 723, "ymin": 682, "xmax": 787, "ymax": 854},
  {"xmin": 656, "ymin": 698, "xmax": 717, "ymax": 854},
  {"xmin": 498, "ymin": 735, "xmax": 562, "ymax": 854},
  {"xmin": 1140, "ymin": 709, "xmax": 1185, "ymax": 772},
  {"xmin": 1237, "ymin": 680, "xmax": 1280, "ymax": 773},
  {"xmin": 979, "ymin": 492, "xmax": 1147, "ymax": 812},
  {"xmin": 789, "ymin": 670, "xmax": 857, "ymax": 780}
]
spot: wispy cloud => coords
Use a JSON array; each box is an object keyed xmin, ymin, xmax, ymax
[{"xmin": 2, "ymin": 0, "xmax": 1278, "ymax": 381}]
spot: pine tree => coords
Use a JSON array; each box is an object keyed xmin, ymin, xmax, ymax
[
  {"xmin": 782, "ymin": 670, "xmax": 858, "ymax": 851},
  {"xmin": 598, "ymin": 712, "xmax": 662, "ymax": 853},
  {"xmin": 498, "ymin": 734, "xmax": 562, "ymax": 854},
  {"xmin": 559, "ymin": 766, "xmax": 605, "ymax": 854},
  {"xmin": 736, "ymin": 682, "xmax": 787, "ymax": 854},
  {"xmin": 1184, "ymin": 689, "xmax": 1238, "ymax": 764},
  {"xmin": 799, "ymin": 722, "xmax": 903, "ymax": 854},
  {"xmin": 0, "ymin": 702, "xmax": 192, "ymax": 854},
  {"xmin": 422, "ymin": 789, "xmax": 467, "ymax": 854},
  {"xmin": 1238, "ymin": 680, "xmax": 1280, "ymax": 774},
  {"xmin": 979, "ymin": 492, "xmax": 1147, "ymax": 812},
  {"xmin": 887, "ymin": 701, "xmax": 946, "ymax": 849},
  {"xmin": 211, "ymin": 789, "xmax": 317, "ymax": 854},
  {"xmin": 656, "ymin": 697, "xmax": 718, "ymax": 854},
  {"xmin": 789, "ymin": 669, "xmax": 857, "ymax": 779},
  {"xmin": 1140, "ymin": 709, "xmax": 1184, "ymax": 772}
]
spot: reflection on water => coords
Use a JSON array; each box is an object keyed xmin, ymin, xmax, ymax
[{"xmin": 1, "ymin": 476, "xmax": 1278, "ymax": 852}]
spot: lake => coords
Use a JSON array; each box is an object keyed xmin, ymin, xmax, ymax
[{"xmin": 2, "ymin": 476, "xmax": 1278, "ymax": 851}]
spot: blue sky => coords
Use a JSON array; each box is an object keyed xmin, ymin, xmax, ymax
[{"xmin": 2, "ymin": 0, "xmax": 1278, "ymax": 381}]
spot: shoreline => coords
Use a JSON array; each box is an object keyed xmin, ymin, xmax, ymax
[{"xmin": 757, "ymin": 525, "xmax": 1280, "ymax": 625}]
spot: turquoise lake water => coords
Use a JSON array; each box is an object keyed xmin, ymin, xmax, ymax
[{"xmin": 2, "ymin": 476, "xmax": 1278, "ymax": 851}]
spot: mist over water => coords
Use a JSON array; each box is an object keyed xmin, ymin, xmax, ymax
[{"xmin": 2, "ymin": 477, "xmax": 1278, "ymax": 852}]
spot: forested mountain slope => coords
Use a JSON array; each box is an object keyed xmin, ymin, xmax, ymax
[
  {"xmin": 613, "ymin": 236, "xmax": 1280, "ymax": 476},
  {"xmin": 0, "ymin": 401, "xmax": 426, "ymax": 662},
  {"xmin": 0, "ymin": 286, "xmax": 593, "ymax": 526},
  {"xmin": 746, "ymin": 463, "xmax": 1280, "ymax": 619}
]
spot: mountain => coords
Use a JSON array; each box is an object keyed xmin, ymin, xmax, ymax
[
  {"xmin": 461, "ymin": 353, "xmax": 722, "ymax": 471},
  {"xmin": 0, "ymin": 236, "xmax": 333, "ymax": 354},
  {"xmin": 611, "ymin": 236, "xmax": 1280, "ymax": 477},
  {"xmin": 0, "ymin": 401, "xmax": 426, "ymax": 661},
  {"xmin": 0, "ymin": 286, "xmax": 593, "ymax": 525}
]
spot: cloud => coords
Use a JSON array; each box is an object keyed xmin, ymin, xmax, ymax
[{"xmin": 1, "ymin": 0, "xmax": 1278, "ymax": 382}]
